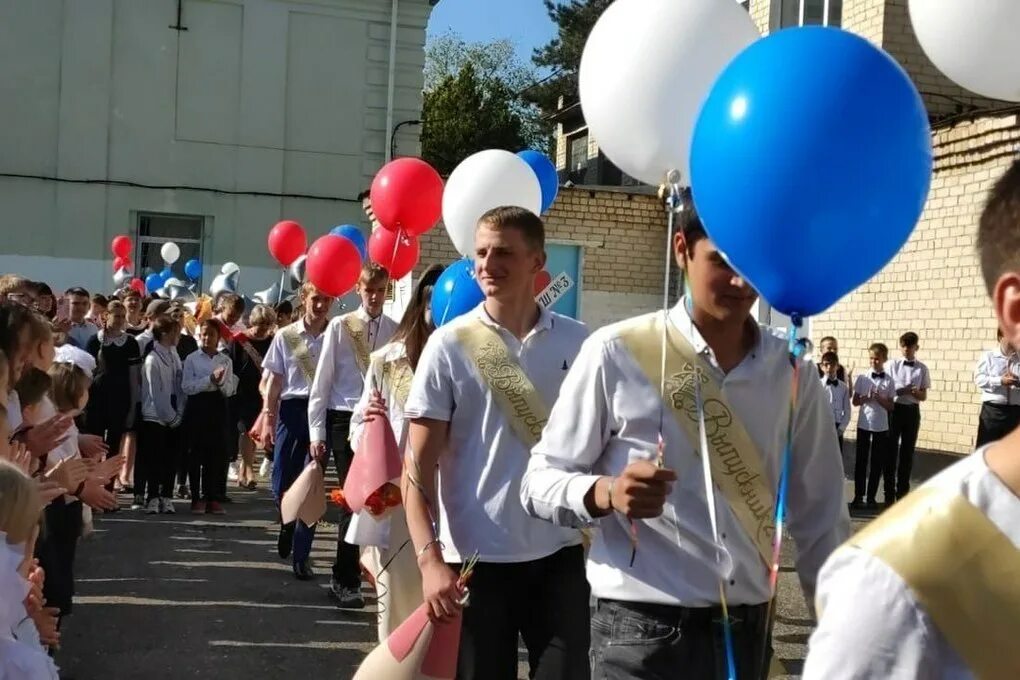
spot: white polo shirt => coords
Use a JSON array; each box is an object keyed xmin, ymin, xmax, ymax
[
  {"xmin": 886, "ymin": 357, "xmax": 931, "ymax": 406},
  {"xmin": 854, "ymin": 371, "xmax": 896, "ymax": 432},
  {"xmin": 804, "ymin": 450, "xmax": 1017, "ymax": 679},
  {"xmin": 308, "ymin": 307, "xmax": 397, "ymax": 441},
  {"xmin": 521, "ymin": 304, "xmax": 849, "ymax": 607},
  {"xmin": 262, "ymin": 318, "xmax": 326, "ymax": 401},
  {"xmin": 404, "ymin": 302, "xmax": 589, "ymax": 563}
]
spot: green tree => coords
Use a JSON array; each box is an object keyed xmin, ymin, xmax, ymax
[
  {"xmin": 421, "ymin": 32, "xmax": 549, "ymax": 174},
  {"xmin": 528, "ymin": 0, "xmax": 613, "ymax": 112}
]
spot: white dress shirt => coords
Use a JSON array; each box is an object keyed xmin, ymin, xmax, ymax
[
  {"xmin": 404, "ymin": 303, "xmax": 590, "ymax": 563},
  {"xmin": 182, "ymin": 350, "xmax": 238, "ymax": 397},
  {"xmin": 262, "ymin": 319, "xmax": 327, "ymax": 401},
  {"xmin": 822, "ymin": 376, "xmax": 851, "ymax": 433},
  {"xmin": 308, "ymin": 308, "xmax": 397, "ymax": 441},
  {"xmin": 974, "ymin": 348, "xmax": 1020, "ymax": 405},
  {"xmin": 521, "ymin": 303, "xmax": 850, "ymax": 607},
  {"xmin": 136, "ymin": 328, "xmax": 154, "ymax": 356},
  {"xmin": 804, "ymin": 449, "xmax": 1018, "ymax": 680},
  {"xmin": 141, "ymin": 343, "xmax": 185, "ymax": 427},
  {"xmin": 853, "ymin": 371, "xmax": 896, "ymax": 432},
  {"xmin": 886, "ymin": 357, "xmax": 931, "ymax": 406}
]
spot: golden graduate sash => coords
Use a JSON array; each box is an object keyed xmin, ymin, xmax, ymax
[
  {"xmin": 381, "ymin": 355, "xmax": 414, "ymax": 410},
  {"xmin": 848, "ymin": 486, "xmax": 1020, "ymax": 680},
  {"xmin": 455, "ymin": 320, "xmax": 549, "ymax": 448},
  {"xmin": 342, "ymin": 314, "xmax": 372, "ymax": 377},
  {"xmin": 281, "ymin": 323, "xmax": 317, "ymax": 385},
  {"xmin": 618, "ymin": 313, "xmax": 775, "ymax": 566}
]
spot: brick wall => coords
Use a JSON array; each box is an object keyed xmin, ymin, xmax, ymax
[
  {"xmin": 415, "ymin": 186, "xmax": 670, "ymax": 327},
  {"xmin": 811, "ymin": 114, "xmax": 1020, "ymax": 454}
]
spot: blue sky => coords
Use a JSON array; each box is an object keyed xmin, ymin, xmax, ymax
[{"xmin": 427, "ymin": 0, "xmax": 558, "ymax": 67}]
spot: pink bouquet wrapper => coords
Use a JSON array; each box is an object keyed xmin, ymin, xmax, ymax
[
  {"xmin": 352, "ymin": 602, "xmax": 462, "ymax": 680},
  {"xmin": 281, "ymin": 461, "xmax": 326, "ymax": 526},
  {"xmin": 344, "ymin": 412, "xmax": 403, "ymax": 512}
]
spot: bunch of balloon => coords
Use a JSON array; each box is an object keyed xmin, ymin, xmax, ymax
[
  {"xmin": 268, "ymin": 220, "xmax": 308, "ymax": 304},
  {"xmin": 210, "ymin": 262, "xmax": 241, "ymax": 299},
  {"xmin": 367, "ymin": 158, "xmax": 443, "ymax": 286},
  {"xmin": 111, "ymin": 235, "xmax": 134, "ymax": 289}
]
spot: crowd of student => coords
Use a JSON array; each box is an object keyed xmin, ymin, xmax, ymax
[{"xmin": 4, "ymin": 163, "xmax": 1020, "ymax": 680}]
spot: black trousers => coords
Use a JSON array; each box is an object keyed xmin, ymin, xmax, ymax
[
  {"xmin": 185, "ymin": 392, "xmax": 230, "ymax": 501},
  {"xmin": 138, "ymin": 421, "xmax": 175, "ymax": 500},
  {"xmin": 854, "ymin": 429, "xmax": 890, "ymax": 503},
  {"xmin": 326, "ymin": 409, "xmax": 361, "ymax": 586},
  {"xmin": 590, "ymin": 599, "xmax": 772, "ymax": 680},
  {"xmin": 888, "ymin": 403, "xmax": 920, "ymax": 499},
  {"xmin": 453, "ymin": 545, "xmax": 590, "ymax": 680},
  {"xmin": 976, "ymin": 402, "xmax": 1020, "ymax": 447},
  {"xmin": 36, "ymin": 498, "xmax": 83, "ymax": 617}
]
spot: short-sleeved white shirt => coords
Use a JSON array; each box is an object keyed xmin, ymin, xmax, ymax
[
  {"xmin": 404, "ymin": 303, "xmax": 589, "ymax": 563},
  {"xmin": 262, "ymin": 319, "xmax": 326, "ymax": 400}
]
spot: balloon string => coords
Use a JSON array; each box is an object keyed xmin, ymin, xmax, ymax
[{"xmin": 388, "ymin": 227, "xmax": 404, "ymax": 274}]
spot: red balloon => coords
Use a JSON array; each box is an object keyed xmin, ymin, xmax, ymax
[
  {"xmin": 368, "ymin": 228, "xmax": 420, "ymax": 280},
  {"xmin": 534, "ymin": 270, "xmax": 552, "ymax": 295},
  {"xmin": 268, "ymin": 220, "xmax": 307, "ymax": 267},
  {"xmin": 111, "ymin": 235, "xmax": 132, "ymax": 259},
  {"xmin": 113, "ymin": 256, "xmax": 132, "ymax": 272},
  {"xmin": 370, "ymin": 158, "xmax": 443, "ymax": 236},
  {"xmin": 306, "ymin": 235, "xmax": 362, "ymax": 297},
  {"xmin": 129, "ymin": 278, "xmax": 145, "ymax": 294}
]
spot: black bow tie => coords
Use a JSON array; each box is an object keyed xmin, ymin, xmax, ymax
[
  {"xmin": 903, "ymin": 360, "xmax": 915, "ymax": 367},
  {"xmin": 872, "ymin": 372, "xmax": 886, "ymax": 379},
  {"xmin": 827, "ymin": 379, "xmax": 839, "ymax": 386}
]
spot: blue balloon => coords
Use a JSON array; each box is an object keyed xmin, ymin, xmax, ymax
[
  {"xmin": 430, "ymin": 259, "xmax": 484, "ymax": 327},
  {"xmin": 145, "ymin": 273, "xmax": 163, "ymax": 294},
  {"xmin": 329, "ymin": 225, "xmax": 368, "ymax": 261},
  {"xmin": 517, "ymin": 150, "xmax": 559, "ymax": 214},
  {"xmin": 184, "ymin": 259, "xmax": 202, "ymax": 280},
  {"xmin": 690, "ymin": 27, "xmax": 932, "ymax": 318}
]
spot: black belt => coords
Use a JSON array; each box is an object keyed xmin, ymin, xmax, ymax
[{"xmin": 596, "ymin": 598, "xmax": 769, "ymax": 630}]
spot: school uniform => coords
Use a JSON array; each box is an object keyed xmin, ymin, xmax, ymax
[
  {"xmin": 974, "ymin": 347, "xmax": 1020, "ymax": 446},
  {"xmin": 804, "ymin": 450, "xmax": 1020, "ymax": 679},
  {"xmin": 816, "ymin": 361, "xmax": 846, "ymax": 383},
  {"xmin": 308, "ymin": 308, "xmax": 396, "ymax": 591},
  {"xmin": 262, "ymin": 318, "xmax": 326, "ymax": 570},
  {"xmin": 405, "ymin": 303, "xmax": 591, "ymax": 680},
  {"xmin": 852, "ymin": 371, "xmax": 897, "ymax": 505},
  {"xmin": 522, "ymin": 303, "xmax": 849, "ymax": 680},
  {"xmin": 140, "ymin": 343, "xmax": 186, "ymax": 503},
  {"xmin": 822, "ymin": 375, "xmax": 851, "ymax": 452},
  {"xmin": 67, "ymin": 319, "xmax": 100, "ymax": 349},
  {"xmin": 886, "ymin": 357, "xmax": 931, "ymax": 499},
  {"xmin": 182, "ymin": 350, "xmax": 238, "ymax": 502}
]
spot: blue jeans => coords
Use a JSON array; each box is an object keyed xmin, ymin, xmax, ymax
[
  {"xmin": 589, "ymin": 599, "xmax": 771, "ymax": 680},
  {"xmin": 271, "ymin": 398, "xmax": 315, "ymax": 565}
]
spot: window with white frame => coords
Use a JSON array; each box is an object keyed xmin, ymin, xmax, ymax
[
  {"xmin": 779, "ymin": 0, "xmax": 842, "ymax": 28},
  {"xmin": 136, "ymin": 213, "xmax": 205, "ymax": 284}
]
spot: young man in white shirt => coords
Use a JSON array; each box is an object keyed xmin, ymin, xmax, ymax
[
  {"xmin": 309, "ymin": 263, "xmax": 397, "ymax": 609},
  {"xmin": 852, "ymin": 343, "xmax": 897, "ymax": 510},
  {"xmin": 804, "ymin": 156, "xmax": 1020, "ymax": 680},
  {"xmin": 886, "ymin": 331, "xmax": 931, "ymax": 500},
  {"xmin": 820, "ymin": 350, "xmax": 851, "ymax": 451},
  {"xmin": 404, "ymin": 206, "xmax": 591, "ymax": 680},
  {"xmin": 520, "ymin": 196, "xmax": 849, "ymax": 680},
  {"xmin": 974, "ymin": 327, "xmax": 1020, "ymax": 446},
  {"xmin": 65, "ymin": 287, "xmax": 100, "ymax": 349},
  {"xmin": 260, "ymin": 283, "xmax": 333, "ymax": 580}
]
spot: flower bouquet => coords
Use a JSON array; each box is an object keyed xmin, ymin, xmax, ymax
[{"xmin": 343, "ymin": 410, "xmax": 404, "ymax": 519}]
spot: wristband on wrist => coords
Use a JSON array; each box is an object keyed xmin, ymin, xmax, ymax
[
  {"xmin": 606, "ymin": 476, "xmax": 617, "ymax": 511},
  {"xmin": 417, "ymin": 538, "xmax": 444, "ymax": 558},
  {"xmin": 73, "ymin": 481, "xmax": 86, "ymax": 497}
]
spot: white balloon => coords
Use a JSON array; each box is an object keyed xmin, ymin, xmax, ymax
[
  {"xmin": 221, "ymin": 262, "xmax": 240, "ymax": 276},
  {"xmin": 442, "ymin": 150, "xmax": 543, "ymax": 257},
  {"xmin": 909, "ymin": 0, "xmax": 1020, "ymax": 102},
  {"xmin": 112, "ymin": 267, "xmax": 131, "ymax": 288},
  {"xmin": 160, "ymin": 241, "xmax": 181, "ymax": 265},
  {"xmin": 579, "ymin": 0, "xmax": 759, "ymax": 186}
]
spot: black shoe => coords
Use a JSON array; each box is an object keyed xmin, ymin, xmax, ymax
[
  {"xmin": 293, "ymin": 560, "xmax": 315, "ymax": 581},
  {"xmin": 328, "ymin": 578, "xmax": 365, "ymax": 609},
  {"xmin": 848, "ymin": 499, "xmax": 864, "ymax": 511},
  {"xmin": 865, "ymin": 499, "xmax": 880, "ymax": 510},
  {"xmin": 278, "ymin": 523, "xmax": 295, "ymax": 559},
  {"xmin": 176, "ymin": 485, "xmax": 191, "ymax": 500}
]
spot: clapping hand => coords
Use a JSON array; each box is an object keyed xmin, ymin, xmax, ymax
[
  {"xmin": 2, "ymin": 440, "xmax": 32, "ymax": 474},
  {"xmin": 93, "ymin": 454, "xmax": 126, "ymax": 482},
  {"xmin": 212, "ymin": 366, "xmax": 227, "ymax": 386},
  {"xmin": 79, "ymin": 479, "xmax": 118, "ymax": 510},
  {"xmin": 45, "ymin": 457, "xmax": 89, "ymax": 492},
  {"xmin": 36, "ymin": 479, "xmax": 68, "ymax": 505},
  {"xmin": 78, "ymin": 433, "xmax": 110, "ymax": 459},
  {"xmin": 21, "ymin": 415, "xmax": 73, "ymax": 457}
]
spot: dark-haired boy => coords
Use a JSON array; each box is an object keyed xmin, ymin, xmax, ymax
[
  {"xmin": 821, "ymin": 351, "xmax": 850, "ymax": 451},
  {"xmin": 886, "ymin": 332, "xmax": 930, "ymax": 500},
  {"xmin": 851, "ymin": 343, "xmax": 896, "ymax": 510}
]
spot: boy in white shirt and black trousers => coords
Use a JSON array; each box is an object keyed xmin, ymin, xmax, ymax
[
  {"xmin": 260, "ymin": 283, "xmax": 333, "ymax": 580},
  {"xmin": 886, "ymin": 331, "xmax": 930, "ymax": 501},
  {"xmin": 851, "ymin": 343, "xmax": 897, "ymax": 510},
  {"xmin": 973, "ymin": 328, "xmax": 1020, "ymax": 446},
  {"xmin": 820, "ymin": 351, "xmax": 850, "ymax": 451},
  {"xmin": 139, "ymin": 316, "xmax": 186, "ymax": 514},
  {"xmin": 520, "ymin": 195, "xmax": 849, "ymax": 680},
  {"xmin": 182, "ymin": 319, "xmax": 238, "ymax": 515},
  {"xmin": 404, "ymin": 206, "xmax": 591, "ymax": 680},
  {"xmin": 309, "ymin": 263, "xmax": 396, "ymax": 609}
]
